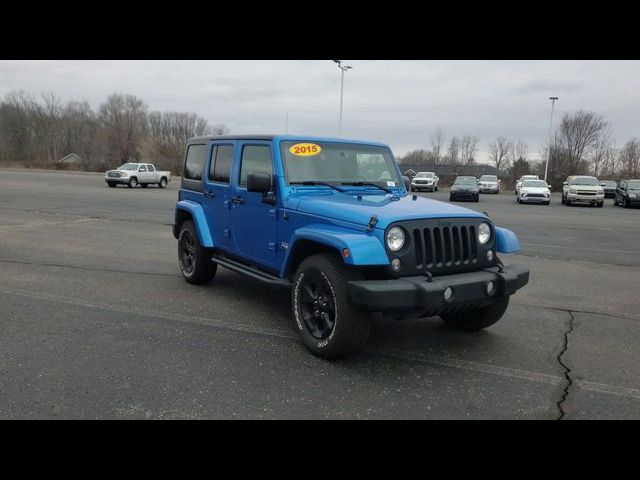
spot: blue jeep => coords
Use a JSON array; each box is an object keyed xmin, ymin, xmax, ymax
[{"xmin": 173, "ymin": 135, "xmax": 529, "ymax": 359}]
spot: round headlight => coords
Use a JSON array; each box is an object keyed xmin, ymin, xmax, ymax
[
  {"xmin": 386, "ymin": 227, "xmax": 406, "ymax": 251},
  {"xmin": 478, "ymin": 222, "xmax": 491, "ymax": 245}
]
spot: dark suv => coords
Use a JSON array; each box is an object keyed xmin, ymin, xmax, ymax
[
  {"xmin": 172, "ymin": 135, "xmax": 529, "ymax": 358},
  {"xmin": 614, "ymin": 179, "xmax": 640, "ymax": 208}
]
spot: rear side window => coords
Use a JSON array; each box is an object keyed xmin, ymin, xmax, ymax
[
  {"xmin": 184, "ymin": 144, "xmax": 207, "ymax": 181},
  {"xmin": 147, "ymin": 164, "xmax": 155, "ymax": 172},
  {"xmin": 209, "ymin": 145, "xmax": 234, "ymax": 183},
  {"xmin": 239, "ymin": 145, "xmax": 272, "ymax": 186}
]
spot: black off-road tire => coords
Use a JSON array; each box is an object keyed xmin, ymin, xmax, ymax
[
  {"xmin": 292, "ymin": 253, "xmax": 371, "ymax": 359},
  {"xmin": 441, "ymin": 296, "xmax": 510, "ymax": 331},
  {"xmin": 159, "ymin": 177, "xmax": 168, "ymax": 189},
  {"xmin": 178, "ymin": 220, "xmax": 217, "ymax": 284},
  {"xmin": 128, "ymin": 177, "xmax": 138, "ymax": 188}
]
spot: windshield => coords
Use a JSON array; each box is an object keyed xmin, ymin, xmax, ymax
[
  {"xmin": 521, "ymin": 175, "xmax": 538, "ymax": 181},
  {"xmin": 281, "ymin": 141, "xmax": 402, "ymax": 188},
  {"xmin": 601, "ymin": 181, "xmax": 616, "ymax": 187},
  {"xmin": 571, "ymin": 177, "xmax": 598, "ymax": 186},
  {"xmin": 628, "ymin": 180, "xmax": 640, "ymax": 190},
  {"xmin": 480, "ymin": 175, "xmax": 497, "ymax": 181},
  {"xmin": 454, "ymin": 177, "xmax": 477, "ymax": 186},
  {"xmin": 523, "ymin": 180, "xmax": 547, "ymax": 188},
  {"xmin": 119, "ymin": 163, "xmax": 139, "ymax": 171},
  {"xmin": 416, "ymin": 172, "xmax": 433, "ymax": 178}
]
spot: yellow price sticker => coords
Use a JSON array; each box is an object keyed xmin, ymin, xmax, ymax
[{"xmin": 289, "ymin": 143, "xmax": 321, "ymax": 156}]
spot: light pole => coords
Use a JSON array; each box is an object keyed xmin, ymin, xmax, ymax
[
  {"xmin": 544, "ymin": 96, "xmax": 558, "ymax": 183},
  {"xmin": 333, "ymin": 60, "xmax": 353, "ymax": 136}
]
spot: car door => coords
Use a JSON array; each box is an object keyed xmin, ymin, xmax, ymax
[
  {"xmin": 617, "ymin": 181, "xmax": 626, "ymax": 204},
  {"xmin": 146, "ymin": 164, "xmax": 157, "ymax": 183},
  {"xmin": 229, "ymin": 141, "xmax": 278, "ymax": 268},
  {"xmin": 202, "ymin": 142, "xmax": 235, "ymax": 252},
  {"xmin": 137, "ymin": 164, "xmax": 148, "ymax": 183}
]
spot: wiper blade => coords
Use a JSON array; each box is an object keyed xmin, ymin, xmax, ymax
[
  {"xmin": 341, "ymin": 181, "xmax": 393, "ymax": 194},
  {"xmin": 290, "ymin": 181, "xmax": 346, "ymax": 192}
]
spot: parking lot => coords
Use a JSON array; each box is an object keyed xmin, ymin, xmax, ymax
[{"xmin": 1, "ymin": 169, "xmax": 639, "ymax": 419}]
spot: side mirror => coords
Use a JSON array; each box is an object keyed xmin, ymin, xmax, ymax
[
  {"xmin": 600, "ymin": 183, "xmax": 606, "ymax": 186},
  {"xmin": 402, "ymin": 175, "xmax": 411, "ymax": 190},
  {"xmin": 247, "ymin": 172, "xmax": 272, "ymax": 193}
]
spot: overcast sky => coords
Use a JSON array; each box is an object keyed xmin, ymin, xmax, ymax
[{"xmin": 1, "ymin": 60, "xmax": 638, "ymax": 163}]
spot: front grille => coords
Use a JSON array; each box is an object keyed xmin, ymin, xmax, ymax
[
  {"xmin": 525, "ymin": 193, "xmax": 545, "ymax": 198},
  {"xmin": 108, "ymin": 172, "xmax": 121, "ymax": 177},
  {"xmin": 576, "ymin": 190, "xmax": 596, "ymax": 195},
  {"xmin": 413, "ymin": 225, "xmax": 477, "ymax": 269},
  {"xmin": 388, "ymin": 217, "xmax": 494, "ymax": 277}
]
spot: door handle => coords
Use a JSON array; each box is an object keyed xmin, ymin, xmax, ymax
[
  {"xmin": 203, "ymin": 191, "xmax": 215, "ymax": 198},
  {"xmin": 230, "ymin": 195, "xmax": 244, "ymax": 205}
]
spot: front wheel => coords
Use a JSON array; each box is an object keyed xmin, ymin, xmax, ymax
[
  {"xmin": 441, "ymin": 297, "xmax": 510, "ymax": 331},
  {"xmin": 292, "ymin": 253, "xmax": 371, "ymax": 359},
  {"xmin": 128, "ymin": 177, "xmax": 138, "ymax": 188},
  {"xmin": 107, "ymin": 182, "xmax": 116, "ymax": 188},
  {"xmin": 178, "ymin": 220, "xmax": 217, "ymax": 284}
]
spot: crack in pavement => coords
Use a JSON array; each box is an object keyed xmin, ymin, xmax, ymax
[{"xmin": 555, "ymin": 310, "xmax": 576, "ymax": 420}]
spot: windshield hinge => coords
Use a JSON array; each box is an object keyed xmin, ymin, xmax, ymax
[{"xmin": 367, "ymin": 215, "xmax": 378, "ymax": 233}]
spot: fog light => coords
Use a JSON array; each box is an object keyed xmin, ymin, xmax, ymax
[
  {"xmin": 486, "ymin": 281, "xmax": 496, "ymax": 296},
  {"xmin": 444, "ymin": 286, "xmax": 454, "ymax": 302},
  {"xmin": 391, "ymin": 258, "xmax": 402, "ymax": 272},
  {"xmin": 487, "ymin": 250, "xmax": 493, "ymax": 262}
]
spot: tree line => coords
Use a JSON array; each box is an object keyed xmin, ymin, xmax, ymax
[
  {"xmin": 0, "ymin": 91, "xmax": 228, "ymax": 174},
  {"xmin": 398, "ymin": 111, "xmax": 640, "ymax": 190}
]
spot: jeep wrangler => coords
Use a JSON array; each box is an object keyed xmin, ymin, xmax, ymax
[{"xmin": 173, "ymin": 135, "xmax": 529, "ymax": 359}]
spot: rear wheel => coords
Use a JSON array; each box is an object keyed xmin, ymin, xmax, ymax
[
  {"xmin": 178, "ymin": 220, "xmax": 217, "ymax": 284},
  {"xmin": 441, "ymin": 297, "xmax": 510, "ymax": 331},
  {"xmin": 159, "ymin": 177, "xmax": 168, "ymax": 188},
  {"xmin": 292, "ymin": 253, "xmax": 371, "ymax": 359}
]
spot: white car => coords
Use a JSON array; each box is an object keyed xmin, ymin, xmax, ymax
[
  {"xmin": 515, "ymin": 175, "xmax": 539, "ymax": 195},
  {"xmin": 517, "ymin": 179, "xmax": 551, "ymax": 205},
  {"xmin": 478, "ymin": 174, "xmax": 500, "ymax": 194},
  {"xmin": 561, "ymin": 175, "xmax": 604, "ymax": 207},
  {"xmin": 105, "ymin": 163, "xmax": 171, "ymax": 188},
  {"xmin": 410, "ymin": 172, "xmax": 439, "ymax": 192}
]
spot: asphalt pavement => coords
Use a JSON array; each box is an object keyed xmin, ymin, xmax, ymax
[{"xmin": 1, "ymin": 169, "xmax": 639, "ymax": 419}]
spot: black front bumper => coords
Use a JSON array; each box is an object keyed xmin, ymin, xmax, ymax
[
  {"xmin": 450, "ymin": 191, "xmax": 479, "ymax": 201},
  {"xmin": 349, "ymin": 264, "xmax": 529, "ymax": 314}
]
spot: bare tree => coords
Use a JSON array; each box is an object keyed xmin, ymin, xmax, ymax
[
  {"xmin": 460, "ymin": 135, "xmax": 478, "ymax": 165},
  {"xmin": 556, "ymin": 111, "xmax": 609, "ymax": 174},
  {"xmin": 618, "ymin": 139, "xmax": 640, "ymax": 178},
  {"xmin": 487, "ymin": 136, "xmax": 513, "ymax": 173},
  {"xmin": 447, "ymin": 136, "xmax": 460, "ymax": 166},
  {"xmin": 430, "ymin": 127, "xmax": 446, "ymax": 165},
  {"xmin": 99, "ymin": 93, "xmax": 148, "ymax": 167},
  {"xmin": 589, "ymin": 125, "xmax": 613, "ymax": 177}
]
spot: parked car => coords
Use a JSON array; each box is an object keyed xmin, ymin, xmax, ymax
[
  {"xmin": 410, "ymin": 171, "xmax": 439, "ymax": 192},
  {"xmin": 515, "ymin": 175, "xmax": 539, "ymax": 195},
  {"xmin": 449, "ymin": 176, "xmax": 480, "ymax": 202},
  {"xmin": 614, "ymin": 179, "xmax": 640, "ymax": 208},
  {"xmin": 105, "ymin": 163, "xmax": 171, "ymax": 188},
  {"xmin": 517, "ymin": 179, "xmax": 551, "ymax": 205},
  {"xmin": 172, "ymin": 135, "xmax": 529, "ymax": 359},
  {"xmin": 600, "ymin": 180, "xmax": 617, "ymax": 198},
  {"xmin": 478, "ymin": 174, "xmax": 500, "ymax": 194},
  {"xmin": 561, "ymin": 175, "xmax": 604, "ymax": 207}
]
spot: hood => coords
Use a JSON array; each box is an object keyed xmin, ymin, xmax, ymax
[
  {"xmin": 570, "ymin": 184, "xmax": 600, "ymax": 190},
  {"xmin": 286, "ymin": 192, "xmax": 486, "ymax": 229}
]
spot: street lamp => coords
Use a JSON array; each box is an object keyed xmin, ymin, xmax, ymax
[
  {"xmin": 544, "ymin": 96, "xmax": 559, "ymax": 183},
  {"xmin": 333, "ymin": 60, "xmax": 353, "ymax": 136}
]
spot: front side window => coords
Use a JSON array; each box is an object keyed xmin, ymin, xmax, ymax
[
  {"xmin": 138, "ymin": 165, "xmax": 147, "ymax": 172},
  {"xmin": 184, "ymin": 144, "xmax": 207, "ymax": 181},
  {"xmin": 239, "ymin": 145, "xmax": 272, "ymax": 186},
  {"xmin": 281, "ymin": 141, "xmax": 401, "ymax": 187}
]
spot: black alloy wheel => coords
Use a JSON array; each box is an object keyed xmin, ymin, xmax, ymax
[{"xmin": 297, "ymin": 269, "xmax": 337, "ymax": 340}]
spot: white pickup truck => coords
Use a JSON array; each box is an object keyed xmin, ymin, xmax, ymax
[{"xmin": 105, "ymin": 163, "xmax": 171, "ymax": 188}]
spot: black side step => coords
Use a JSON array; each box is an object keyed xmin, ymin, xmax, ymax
[{"xmin": 211, "ymin": 255, "xmax": 291, "ymax": 288}]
